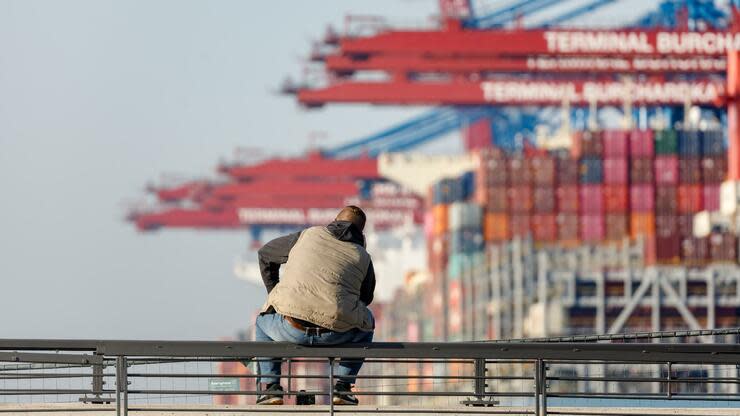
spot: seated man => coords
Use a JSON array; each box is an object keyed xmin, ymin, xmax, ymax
[{"xmin": 254, "ymin": 206, "xmax": 376, "ymax": 406}]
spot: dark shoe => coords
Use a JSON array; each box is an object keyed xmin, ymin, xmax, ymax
[
  {"xmin": 333, "ymin": 382, "xmax": 359, "ymax": 405},
  {"xmin": 256, "ymin": 383, "xmax": 284, "ymax": 405}
]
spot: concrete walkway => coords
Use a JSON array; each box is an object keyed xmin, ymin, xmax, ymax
[{"xmin": 1, "ymin": 403, "xmax": 739, "ymax": 415}]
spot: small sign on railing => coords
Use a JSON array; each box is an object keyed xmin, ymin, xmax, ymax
[{"xmin": 208, "ymin": 378, "xmax": 240, "ymax": 392}]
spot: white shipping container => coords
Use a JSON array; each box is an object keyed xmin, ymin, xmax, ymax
[
  {"xmin": 694, "ymin": 211, "xmax": 731, "ymax": 237},
  {"xmin": 720, "ymin": 180, "xmax": 740, "ymax": 216},
  {"xmin": 448, "ymin": 202, "xmax": 482, "ymax": 230},
  {"xmin": 693, "ymin": 211, "xmax": 712, "ymax": 237}
]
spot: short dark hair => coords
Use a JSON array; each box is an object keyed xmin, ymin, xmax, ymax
[{"xmin": 335, "ymin": 205, "xmax": 366, "ymax": 231}]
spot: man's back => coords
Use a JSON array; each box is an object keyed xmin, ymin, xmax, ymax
[{"xmin": 264, "ymin": 225, "xmax": 373, "ymax": 332}]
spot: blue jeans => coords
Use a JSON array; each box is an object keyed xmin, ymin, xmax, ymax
[{"xmin": 254, "ymin": 312, "xmax": 374, "ymax": 385}]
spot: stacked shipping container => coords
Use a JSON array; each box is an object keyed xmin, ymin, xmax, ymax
[
  {"xmin": 472, "ymin": 128, "xmax": 734, "ymax": 264},
  {"xmin": 415, "ymin": 127, "xmax": 735, "ymax": 343}
]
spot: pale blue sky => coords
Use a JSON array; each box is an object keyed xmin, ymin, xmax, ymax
[
  {"xmin": 0, "ymin": 0, "xmax": 665, "ymax": 340},
  {"xmin": 0, "ymin": 0, "xmax": 432, "ymax": 339}
]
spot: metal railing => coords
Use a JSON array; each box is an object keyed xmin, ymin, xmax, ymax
[{"xmin": 1, "ymin": 337, "xmax": 740, "ymax": 415}]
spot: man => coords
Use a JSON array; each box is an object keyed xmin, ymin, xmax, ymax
[{"xmin": 254, "ymin": 205, "xmax": 376, "ymax": 406}]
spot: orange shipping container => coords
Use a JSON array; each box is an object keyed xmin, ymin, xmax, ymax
[
  {"xmin": 677, "ymin": 185, "xmax": 704, "ymax": 213},
  {"xmin": 432, "ymin": 204, "xmax": 449, "ymax": 235},
  {"xmin": 484, "ymin": 213, "xmax": 510, "ymax": 241},
  {"xmin": 630, "ymin": 213, "xmax": 656, "ymax": 238}
]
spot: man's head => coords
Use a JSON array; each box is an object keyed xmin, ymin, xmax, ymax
[{"xmin": 335, "ymin": 205, "xmax": 366, "ymax": 232}]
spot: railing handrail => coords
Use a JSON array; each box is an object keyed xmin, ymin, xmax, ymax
[{"xmin": 1, "ymin": 339, "xmax": 740, "ymax": 364}]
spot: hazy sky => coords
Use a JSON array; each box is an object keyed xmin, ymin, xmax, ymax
[
  {"xmin": 0, "ymin": 0, "xmax": 662, "ymax": 340},
  {"xmin": 0, "ymin": 0, "xmax": 433, "ymax": 340}
]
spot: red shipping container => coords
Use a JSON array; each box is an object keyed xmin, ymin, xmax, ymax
[
  {"xmin": 701, "ymin": 157, "xmax": 726, "ymax": 184},
  {"xmin": 427, "ymin": 235, "xmax": 449, "ymax": 273},
  {"xmin": 464, "ymin": 118, "xmax": 493, "ymax": 150},
  {"xmin": 556, "ymin": 185, "xmax": 579, "ymax": 213},
  {"xmin": 580, "ymin": 214, "xmax": 605, "ymax": 241},
  {"xmin": 655, "ymin": 187, "xmax": 678, "ymax": 214},
  {"xmin": 557, "ymin": 214, "xmax": 579, "ymax": 242},
  {"xmin": 677, "ymin": 214, "xmax": 695, "ymax": 237},
  {"xmin": 656, "ymin": 235, "xmax": 682, "ymax": 263},
  {"xmin": 629, "ymin": 129, "xmax": 655, "ymax": 157},
  {"xmin": 572, "ymin": 130, "xmax": 603, "ymax": 158},
  {"xmin": 709, "ymin": 233, "xmax": 737, "ymax": 262},
  {"xmin": 508, "ymin": 157, "xmax": 532, "ymax": 185},
  {"xmin": 603, "ymin": 130, "xmax": 629, "ymax": 158},
  {"xmin": 603, "ymin": 158, "xmax": 628, "ymax": 184},
  {"xmin": 677, "ymin": 185, "xmax": 703, "ymax": 213},
  {"xmin": 679, "ymin": 157, "xmax": 702, "ymax": 184},
  {"xmin": 703, "ymin": 184, "xmax": 720, "ymax": 212},
  {"xmin": 556, "ymin": 157, "xmax": 579, "ymax": 185},
  {"xmin": 654, "ymin": 156, "xmax": 679, "ymax": 184},
  {"xmin": 531, "ymin": 156, "xmax": 555, "ymax": 186},
  {"xmin": 510, "ymin": 214, "xmax": 531, "ymax": 237},
  {"xmin": 605, "ymin": 214, "xmax": 628, "ymax": 240},
  {"xmin": 630, "ymin": 184, "xmax": 655, "ymax": 212},
  {"xmin": 644, "ymin": 236, "xmax": 657, "ymax": 265},
  {"xmin": 508, "ymin": 186, "xmax": 533, "ymax": 213},
  {"xmin": 604, "ymin": 185, "xmax": 628, "ymax": 213},
  {"xmin": 483, "ymin": 186, "xmax": 508, "ymax": 212},
  {"xmin": 579, "ymin": 184, "xmax": 603, "ymax": 214},
  {"xmin": 682, "ymin": 237, "xmax": 708, "ymax": 264},
  {"xmin": 630, "ymin": 158, "xmax": 654, "ymax": 184},
  {"xmin": 532, "ymin": 214, "xmax": 557, "ymax": 241},
  {"xmin": 533, "ymin": 187, "xmax": 555, "ymax": 213},
  {"xmin": 476, "ymin": 154, "xmax": 508, "ymax": 187},
  {"xmin": 655, "ymin": 215, "xmax": 678, "ymax": 238}
]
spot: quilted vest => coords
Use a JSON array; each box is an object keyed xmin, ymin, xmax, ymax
[{"xmin": 264, "ymin": 226, "xmax": 373, "ymax": 332}]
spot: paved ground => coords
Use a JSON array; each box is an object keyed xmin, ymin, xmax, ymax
[{"xmin": 1, "ymin": 404, "xmax": 740, "ymax": 415}]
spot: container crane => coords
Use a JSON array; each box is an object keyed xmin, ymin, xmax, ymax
[{"xmin": 130, "ymin": 0, "xmax": 737, "ymax": 241}]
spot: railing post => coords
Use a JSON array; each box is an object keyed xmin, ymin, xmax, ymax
[
  {"xmin": 287, "ymin": 358, "xmax": 292, "ymax": 404},
  {"xmin": 81, "ymin": 352, "xmax": 106, "ymax": 404},
  {"xmin": 115, "ymin": 356, "xmax": 128, "ymax": 416},
  {"xmin": 541, "ymin": 360, "xmax": 548, "ymax": 416},
  {"xmin": 534, "ymin": 359, "xmax": 541, "ymax": 416},
  {"xmin": 328, "ymin": 357, "xmax": 335, "ymax": 416},
  {"xmin": 462, "ymin": 358, "xmax": 497, "ymax": 407},
  {"xmin": 535, "ymin": 359, "xmax": 548, "ymax": 416},
  {"xmin": 474, "ymin": 358, "xmax": 486, "ymax": 401},
  {"xmin": 666, "ymin": 361, "xmax": 672, "ymax": 398}
]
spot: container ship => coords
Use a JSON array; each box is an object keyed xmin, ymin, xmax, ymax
[{"xmin": 375, "ymin": 126, "xmax": 740, "ymax": 345}]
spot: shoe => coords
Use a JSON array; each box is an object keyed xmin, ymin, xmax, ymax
[
  {"xmin": 256, "ymin": 383, "xmax": 284, "ymax": 405},
  {"xmin": 333, "ymin": 382, "xmax": 359, "ymax": 405}
]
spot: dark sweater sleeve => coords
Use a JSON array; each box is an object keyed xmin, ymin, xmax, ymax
[
  {"xmin": 360, "ymin": 260, "xmax": 376, "ymax": 306},
  {"xmin": 257, "ymin": 231, "xmax": 301, "ymax": 294}
]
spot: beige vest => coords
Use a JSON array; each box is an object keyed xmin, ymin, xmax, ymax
[{"xmin": 263, "ymin": 226, "xmax": 373, "ymax": 332}]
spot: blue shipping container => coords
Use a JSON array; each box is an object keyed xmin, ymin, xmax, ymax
[
  {"xmin": 433, "ymin": 178, "xmax": 464, "ymax": 204},
  {"xmin": 678, "ymin": 130, "xmax": 701, "ymax": 157},
  {"xmin": 449, "ymin": 228, "xmax": 484, "ymax": 254},
  {"xmin": 701, "ymin": 129, "xmax": 724, "ymax": 156},
  {"xmin": 579, "ymin": 157, "xmax": 603, "ymax": 184},
  {"xmin": 460, "ymin": 171, "xmax": 475, "ymax": 201}
]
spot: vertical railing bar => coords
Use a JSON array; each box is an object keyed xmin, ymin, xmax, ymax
[
  {"xmin": 287, "ymin": 358, "xmax": 292, "ymax": 404},
  {"xmin": 667, "ymin": 361, "xmax": 672, "ymax": 399},
  {"xmin": 122, "ymin": 357, "xmax": 128, "ymax": 416},
  {"xmin": 328, "ymin": 357, "xmax": 334, "ymax": 416},
  {"xmin": 115, "ymin": 357, "xmax": 122, "ymax": 416},
  {"xmin": 541, "ymin": 360, "xmax": 547, "ymax": 416},
  {"xmin": 534, "ymin": 359, "xmax": 540, "ymax": 416}
]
